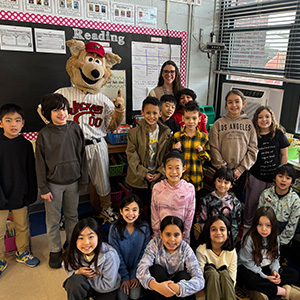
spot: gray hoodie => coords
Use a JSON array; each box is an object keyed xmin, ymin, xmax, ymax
[{"xmin": 209, "ymin": 113, "xmax": 258, "ymax": 173}]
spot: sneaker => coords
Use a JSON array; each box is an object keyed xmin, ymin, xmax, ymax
[
  {"xmin": 0, "ymin": 259, "xmax": 7, "ymax": 276},
  {"xmin": 243, "ymin": 286, "xmax": 268, "ymax": 300},
  {"xmin": 49, "ymin": 251, "xmax": 62, "ymax": 269},
  {"xmin": 16, "ymin": 251, "xmax": 40, "ymax": 267},
  {"xmin": 101, "ymin": 207, "xmax": 117, "ymax": 223}
]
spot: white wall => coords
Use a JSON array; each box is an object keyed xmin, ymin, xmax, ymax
[{"xmin": 116, "ymin": 0, "xmax": 216, "ymax": 106}]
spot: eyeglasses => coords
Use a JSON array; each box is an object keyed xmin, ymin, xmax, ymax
[{"xmin": 163, "ymin": 70, "xmax": 175, "ymax": 74}]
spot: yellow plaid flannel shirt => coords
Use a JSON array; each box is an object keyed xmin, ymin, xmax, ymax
[{"xmin": 173, "ymin": 128, "xmax": 210, "ymax": 191}]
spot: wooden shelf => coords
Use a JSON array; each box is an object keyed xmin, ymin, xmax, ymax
[{"xmin": 108, "ymin": 143, "xmax": 127, "ymax": 154}]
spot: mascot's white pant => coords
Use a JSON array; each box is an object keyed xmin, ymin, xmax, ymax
[{"xmin": 85, "ymin": 139, "xmax": 110, "ymax": 197}]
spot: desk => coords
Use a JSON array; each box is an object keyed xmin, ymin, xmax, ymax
[{"xmin": 108, "ymin": 143, "xmax": 127, "ymax": 154}]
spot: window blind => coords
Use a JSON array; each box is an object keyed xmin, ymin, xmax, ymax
[{"xmin": 217, "ymin": 0, "xmax": 300, "ymax": 81}]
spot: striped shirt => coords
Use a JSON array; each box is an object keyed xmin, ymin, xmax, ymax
[{"xmin": 56, "ymin": 87, "xmax": 114, "ymax": 140}]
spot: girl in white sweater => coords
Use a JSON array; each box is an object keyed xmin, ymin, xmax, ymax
[{"xmin": 196, "ymin": 215, "xmax": 237, "ymax": 300}]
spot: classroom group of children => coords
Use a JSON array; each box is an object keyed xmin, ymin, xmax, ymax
[{"xmin": 1, "ymin": 85, "xmax": 300, "ymax": 300}]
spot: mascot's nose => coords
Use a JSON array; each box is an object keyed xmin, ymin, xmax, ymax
[{"xmin": 91, "ymin": 69, "xmax": 100, "ymax": 79}]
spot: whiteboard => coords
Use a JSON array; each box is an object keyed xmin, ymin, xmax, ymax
[{"xmin": 132, "ymin": 41, "xmax": 181, "ymax": 111}]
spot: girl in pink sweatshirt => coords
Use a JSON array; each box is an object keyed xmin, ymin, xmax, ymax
[{"xmin": 151, "ymin": 151, "xmax": 195, "ymax": 244}]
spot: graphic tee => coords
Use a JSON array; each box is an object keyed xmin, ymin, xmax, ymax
[
  {"xmin": 250, "ymin": 130, "xmax": 289, "ymax": 182},
  {"xmin": 148, "ymin": 125, "xmax": 159, "ymax": 174}
]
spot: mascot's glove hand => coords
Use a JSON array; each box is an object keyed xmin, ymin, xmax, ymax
[
  {"xmin": 112, "ymin": 89, "xmax": 125, "ymax": 112},
  {"xmin": 37, "ymin": 104, "xmax": 50, "ymax": 124}
]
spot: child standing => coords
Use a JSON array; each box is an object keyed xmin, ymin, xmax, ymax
[
  {"xmin": 244, "ymin": 105, "xmax": 290, "ymax": 227},
  {"xmin": 173, "ymin": 101, "xmax": 210, "ymax": 198},
  {"xmin": 0, "ymin": 104, "xmax": 40, "ymax": 275},
  {"xmin": 62, "ymin": 217, "xmax": 121, "ymax": 300},
  {"xmin": 173, "ymin": 88, "xmax": 207, "ymax": 133},
  {"xmin": 137, "ymin": 216, "xmax": 205, "ymax": 299},
  {"xmin": 126, "ymin": 96, "xmax": 172, "ymax": 214},
  {"xmin": 151, "ymin": 151, "xmax": 195, "ymax": 244},
  {"xmin": 197, "ymin": 167, "xmax": 241, "ymax": 241},
  {"xmin": 196, "ymin": 215, "xmax": 237, "ymax": 300},
  {"xmin": 258, "ymin": 164, "xmax": 300, "ymax": 246},
  {"xmin": 238, "ymin": 207, "xmax": 300, "ymax": 300},
  {"xmin": 159, "ymin": 95, "xmax": 180, "ymax": 134},
  {"xmin": 209, "ymin": 89, "xmax": 258, "ymax": 200},
  {"xmin": 35, "ymin": 93, "xmax": 88, "ymax": 268},
  {"xmin": 108, "ymin": 194, "xmax": 150, "ymax": 300}
]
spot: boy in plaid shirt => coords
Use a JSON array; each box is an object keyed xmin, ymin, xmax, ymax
[{"xmin": 174, "ymin": 101, "xmax": 210, "ymax": 199}]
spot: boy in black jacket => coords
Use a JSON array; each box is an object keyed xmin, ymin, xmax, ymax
[{"xmin": 0, "ymin": 104, "xmax": 40, "ymax": 277}]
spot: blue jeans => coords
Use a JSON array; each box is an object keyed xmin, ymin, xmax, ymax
[
  {"xmin": 118, "ymin": 284, "xmax": 141, "ymax": 300},
  {"xmin": 118, "ymin": 269, "xmax": 142, "ymax": 300},
  {"xmin": 45, "ymin": 181, "xmax": 79, "ymax": 252}
]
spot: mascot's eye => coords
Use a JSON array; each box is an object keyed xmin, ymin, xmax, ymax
[
  {"xmin": 95, "ymin": 59, "xmax": 100, "ymax": 64},
  {"xmin": 88, "ymin": 57, "xmax": 93, "ymax": 62}
]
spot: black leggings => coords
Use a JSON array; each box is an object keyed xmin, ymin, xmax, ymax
[
  {"xmin": 144, "ymin": 264, "xmax": 194, "ymax": 300},
  {"xmin": 238, "ymin": 265, "xmax": 299, "ymax": 298},
  {"xmin": 63, "ymin": 274, "xmax": 118, "ymax": 300}
]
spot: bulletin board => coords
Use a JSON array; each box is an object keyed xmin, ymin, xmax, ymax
[{"xmin": 0, "ymin": 10, "xmax": 187, "ymax": 131}]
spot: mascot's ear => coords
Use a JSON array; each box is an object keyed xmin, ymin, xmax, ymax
[
  {"xmin": 105, "ymin": 52, "xmax": 122, "ymax": 68},
  {"xmin": 66, "ymin": 39, "xmax": 86, "ymax": 56}
]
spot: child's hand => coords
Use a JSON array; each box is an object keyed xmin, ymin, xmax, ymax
[
  {"xmin": 174, "ymin": 142, "xmax": 182, "ymax": 150},
  {"xmin": 75, "ymin": 267, "xmax": 96, "ymax": 279},
  {"xmin": 168, "ymin": 282, "xmax": 180, "ymax": 294},
  {"xmin": 146, "ymin": 173, "xmax": 154, "ymax": 182},
  {"xmin": 267, "ymin": 274, "xmax": 281, "ymax": 285},
  {"xmin": 41, "ymin": 192, "xmax": 53, "ymax": 202},
  {"xmin": 146, "ymin": 173, "xmax": 161, "ymax": 182},
  {"xmin": 196, "ymin": 145, "xmax": 203, "ymax": 152},
  {"xmin": 272, "ymin": 270, "xmax": 281, "ymax": 284},
  {"xmin": 155, "ymin": 280, "xmax": 176, "ymax": 297},
  {"xmin": 152, "ymin": 173, "xmax": 161, "ymax": 182},
  {"xmin": 120, "ymin": 280, "xmax": 131, "ymax": 295},
  {"xmin": 233, "ymin": 169, "xmax": 241, "ymax": 181},
  {"xmin": 130, "ymin": 278, "xmax": 140, "ymax": 289}
]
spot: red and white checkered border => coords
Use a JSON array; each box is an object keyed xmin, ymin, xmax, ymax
[
  {"xmin": 0, "ymin": 10, "xmax": 187, "ymax": 136},
  {"xmin": 0, "ymin": 10, "xmax": 187, "ymax": 86}
]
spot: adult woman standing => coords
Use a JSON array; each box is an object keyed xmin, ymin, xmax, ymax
[{"xmin": 149, "ymin": 60, "xmax": 183, "ymax": 100}]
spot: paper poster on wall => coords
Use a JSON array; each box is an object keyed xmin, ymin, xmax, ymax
[
  {"xmin": 136, "ymin": 6, "xmax": 157, "ymax": 27},
  {"xmin": 34, "ymin": 28, "xmax": 66, "ymax": 54},
  {"xmin": 0, "ymin": 25, "xmax": 33, "ymax": 52},
  {"xmin": 132, "ymin": 41, "xmax": 181, "ymax": 111},
  {"xmin": 111, "ymin": 2, "xmax": 134, "ymax": 25},
  {"xmin": 86, "ymin": 0, "xmax": 110, "ymax": 22},
  {"xmin": 0, "ymin": 0, "xmax": 22, "ymax": 10},
  {"xmin": 56, "ymin": 0, "xmax": 83, "ymax": 18},
  {"xmin": 25, "ymin": 0, "xmax": 54, "ymax": 14},
  {"xmin": 101, "ymin": 70, "xmax": 126, "ymax": 124}
]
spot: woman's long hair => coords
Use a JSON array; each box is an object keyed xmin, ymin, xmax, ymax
[
  {"xmin": 242, "ymin": 207, "xmax": 279, "ymax": 265},
  {"xmin": 252, "ymin": 105, "xmax": 284, "ymax": 139},
  {"xmin": 157, "ymin": 60, "xmax": 183, "ymax": 98},
  {"xmin": 198, "ymin": 215, "xmax": 234, "ymax": 251},
  {"xmin": 62, "ymin": 217, "xmax": 104, "ymax": 274},
  {"xmin": 113, "ymin": 194, "xmax": 146, "ymax": 240}
]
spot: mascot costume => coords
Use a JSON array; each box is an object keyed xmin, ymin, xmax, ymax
[{"xmin": 41, "ymin": 40, "xmax": 125, "ymax": 223}]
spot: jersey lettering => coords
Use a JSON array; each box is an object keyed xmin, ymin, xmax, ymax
[{"xmin": 69, "ymin": 100, "xmax": 103, "ymax": 126}]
